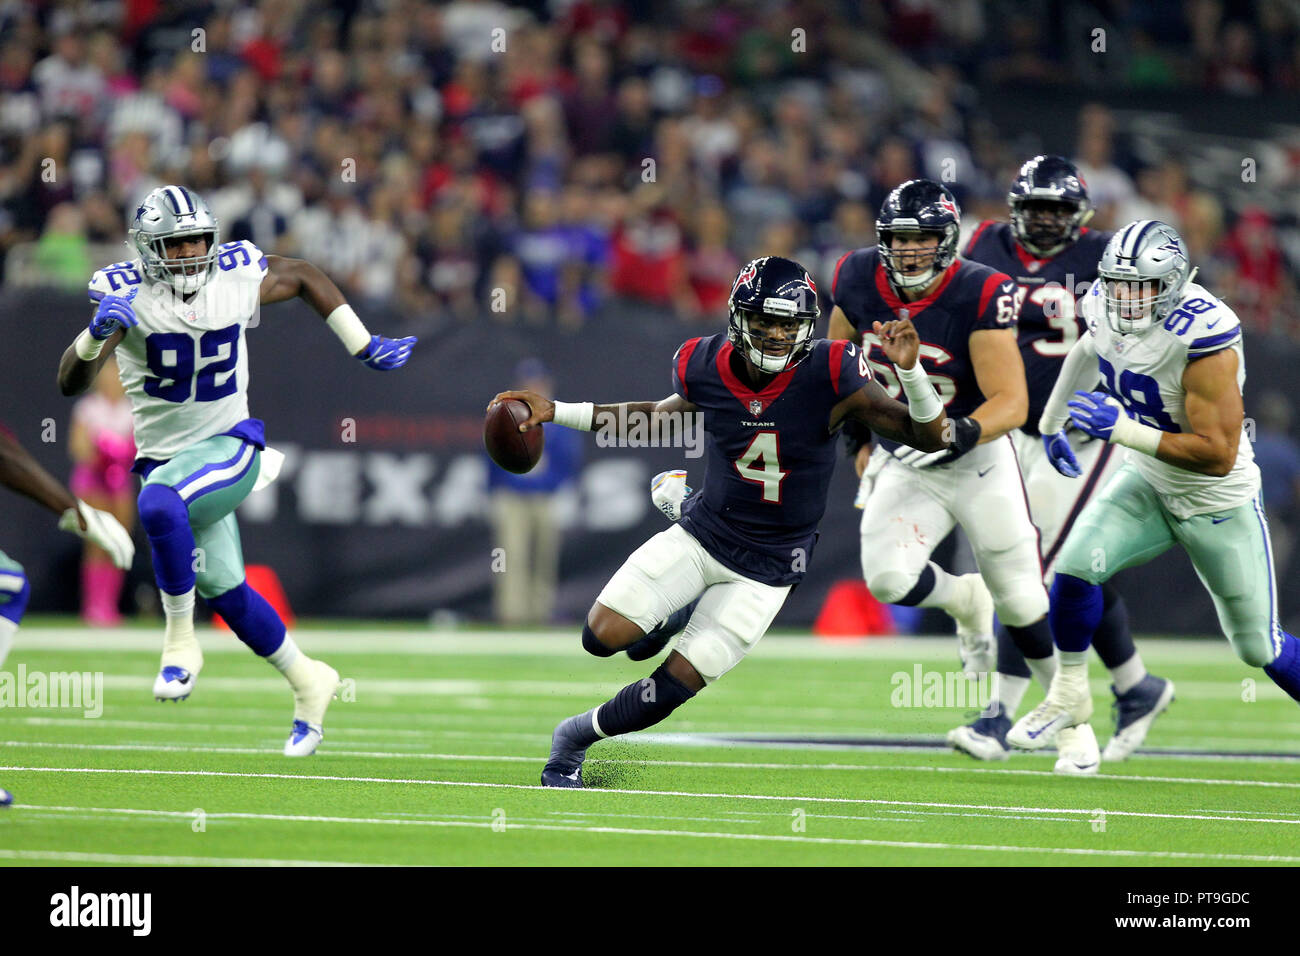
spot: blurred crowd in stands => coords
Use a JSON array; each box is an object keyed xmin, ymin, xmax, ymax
[{"xmin": 1, "ymin": 0, "xmax": 1298, "ymax": 341}]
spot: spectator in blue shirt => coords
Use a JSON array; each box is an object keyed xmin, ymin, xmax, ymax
[{"xmin": 486, "ymin": 359, "xmax": 583, "ymax": 625}]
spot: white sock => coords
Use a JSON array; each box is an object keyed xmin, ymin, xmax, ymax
[
  {"xmin": 994, "ymin": 672, "xmax": 1031, "ymax": 717},
  {"xmin": 1026, "ymin": 653, "xmax": 1057, "ymax": 690},
  {"xmin": 160, "ymin": 588, "xmax": 200, "ymax": 669},
  {"xmin": 0, "ymin": 617, "xmax": 16, "ymax": 670},
  {"xmin": 1109, "ymin": 651, "xmax": 1147, "ymax": 695},
  {"xmin": 266, "ymin": 634, "xmax": 315, "ymax": 692},
  {"xmin": 916, "ymin": 563, "xmax": 957, "ymax": 610},
  {"xmin": 1059, "ymin": 649, "xmax": 1088, "ymax": 670}
]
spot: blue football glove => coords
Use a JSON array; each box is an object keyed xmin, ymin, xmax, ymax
[
  {"xmin": 89, "ymin": 289, "xmax": 138, "ymax": 340},
  {"xmin": 358, "ymin": 334, "xmax": 417, "ymax": 370},
  {"xmin": 1067, "ymin": 390, "xmax": 1123, "ymax": 441},
  {"xmin": 1042, "ymin": 430, "xmax": 1083, "ymax": 478}
]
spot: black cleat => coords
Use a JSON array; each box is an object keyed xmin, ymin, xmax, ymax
[{"xmin": 540, "ymin": 764, "xmax": 584, "ymax": 788}]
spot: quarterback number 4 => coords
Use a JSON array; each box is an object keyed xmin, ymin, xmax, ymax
[
  {"xmin": 735, "ymin": 431, "xmax": 787, "ymax": 503},
  {"xmin": 144, "ymin": 326, "xmax": 240, "ymax": 403}
]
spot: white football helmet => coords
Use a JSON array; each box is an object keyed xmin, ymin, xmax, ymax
[
  {"xmin": 1098, "ymin": 220, "xmax": 1195, "ymax": 334},
  {"xmin": 128, "ymin": 185, "xmax": 220, "ymax": 296}
]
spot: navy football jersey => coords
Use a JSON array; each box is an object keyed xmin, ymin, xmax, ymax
[
  {"xmin": 829, "ymin": 247, "xmax": 1020, "ymax": 451},
  {"xmin": 963, "ymin": 221, "xmax": 1112, "ymax": 435},
  {"xmin": 672, "ymin": 333, "xmax": 873, "ymax": 586}
]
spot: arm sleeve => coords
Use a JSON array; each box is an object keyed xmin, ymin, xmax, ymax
[{"xmin": 1038, "ymin": 329, "xmax": 1100, "ymax": 435}]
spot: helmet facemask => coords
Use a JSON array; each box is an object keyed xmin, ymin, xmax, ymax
[
  {"xmin": 730, "ymin": 300, "xmax": 815, "ymax": 374},
  {"xmin": 879, "ymin": 226, "xmax": 954, "ymax": 291},
  {"xmin": 1010, "ymin": 198, "xmax": 1092, "ymax": 257},
  {"xmin": 134, "ymin": 229, "xmax": 219, "ymax": 296}
]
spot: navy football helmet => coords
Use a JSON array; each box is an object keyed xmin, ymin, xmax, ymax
[
  {"xmin": 727, "ymin": 256, "xmax": 819, "ymax": 373},
  {"xmin": 876, "ymin": 179, "xmax": 961, "ymax": 292},
  {"xmin": 1008, "ymin": 155, "xmax": 1094, "ymax": 257}
]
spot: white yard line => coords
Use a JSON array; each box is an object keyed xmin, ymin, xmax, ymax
[
  {"xmin": 6, "ymin": 739, "xmax": 1300, "ymax": 790},
  {"xmin": 0, "ymin": 848, "xmax": 384, "ymax": 866},
  {"xmin": 2, "ymin": 804, "xmax": 1293, "ymax": 864},
  {"xmin": 11, "ymin": 629, "xmax": 1250, "ymax": 664},
  {"xmin": 1, "ymin": 765, "xmax": 1297, "ymax": 824}
]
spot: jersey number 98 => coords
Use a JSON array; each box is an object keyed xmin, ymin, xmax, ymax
[{"xmin": 144, "ymin": 326, "xmax": 240, "ymax": 403}]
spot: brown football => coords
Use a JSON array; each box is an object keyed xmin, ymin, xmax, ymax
[{"xmin": 484, "ymin": 399, "xmax": 544, "ymax": 474}]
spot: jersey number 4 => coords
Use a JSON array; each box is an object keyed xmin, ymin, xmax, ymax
[
  {"xmin": 144, "ymin": 326, "xmax": 240, "ymax": 403},
  {"xmin": 735, "ymin": 431, "xmax": 787, "ymax": 503}
]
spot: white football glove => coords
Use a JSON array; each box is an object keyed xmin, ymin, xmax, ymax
[
  {"xmin": 853, "ymin": 451, "xmax": 888, "ymax": 509},
  {"xmin": 651, "ymin": 469, "xmax": 692, "ymax": 522},
  {"xmin": 58, "ymin": 499, "xmax": 135, "ymax": 570}
]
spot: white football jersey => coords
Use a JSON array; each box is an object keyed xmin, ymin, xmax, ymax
[
  {"xmin": 1081, "ymin": 279, "xmax": 1260, "ymax": 518},
  {"xmin": 87, "ymin": 240, "xmax": 267, "ymax": 460}
]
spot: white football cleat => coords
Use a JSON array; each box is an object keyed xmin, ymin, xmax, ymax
[
  {"xmin": 154, "ymin": 630, "xmax": 202, "ymax": 701},
  {"xmin": 153, "ymin": 664, "xmax": 198, "ymax": 701},
  {"xmin": 1054, "ymin": 723, "xmax": 1100, "ymax": 775},
  {"xmin": 951, "ymin": 574, "xmax": 995, "ymax": 676},
  {"xmin": 283, "ymin": 659, "xmax": 341, "ymax": 757},
  {"xmin": 1007, "ymin": 672, "xmax": 1093, "ymax": 750}
]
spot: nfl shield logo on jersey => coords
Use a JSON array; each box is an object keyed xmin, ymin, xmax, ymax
[{"xmin": 749, "ymin": 399, "xmax": 764, "ymax": 416}]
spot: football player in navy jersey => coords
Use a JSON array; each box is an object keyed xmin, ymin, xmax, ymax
[
  {"xmin": 828, "ymin": 179, "xmax": 1099, "ymax": 772},
  {"xmin": 952, "ymin": 157, "xmax": 1171, "ymax": 765},
  {"xmin": 489, "ymin": 256, "xmax": 970, "ymax": 788}
]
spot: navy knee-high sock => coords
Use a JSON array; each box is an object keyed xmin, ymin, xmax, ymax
[
  {"xmin": 137, "ymin": 484, "xmax": 196, "ymax": 596},
  {"xmin": 596, "ymin": 663, "xmax": 697, "ymax": 736},
  {"xmin": 207, "ymin": 582, "xmax": 286, "ymax": 657},
  {"xmin": 1265, "ymin": 633, "xmax": 1300, "ymax": 702},
  {"xmin": 996, "ymin": 620, "xmax": 1031, "ymax": 678},
  {"xmin": 1050, "ymin": 573, "xmax": 1105, "ymax": 652},
  {"xmin": 1092, "ymin": 581, "xmax": 1137, "ymax": 668}
]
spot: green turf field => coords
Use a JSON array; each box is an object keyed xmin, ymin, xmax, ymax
[{"xmin": 1, "ymin": 623, "xmax": 1297, "ymax": 866}]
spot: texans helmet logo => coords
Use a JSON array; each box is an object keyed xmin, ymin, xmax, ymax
[
  {"xmin": 732, "ymin": 262, "xmax": 758, "ymax": 293},
  {"xmin": 804, "ymin": 272, "xmax": 817, "ymax": 295},
  {"xmin": 938, "ymin": 197, "xmax": 958, "ymax": 218}
]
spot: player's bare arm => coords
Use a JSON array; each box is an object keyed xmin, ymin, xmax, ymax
[
  {"xmin": 831, "ymin": 318, "xmax": 946, "ymax": 452},
  {"xmin": 827, "ymin": 305, "xmax": 858, "ymax": 344},
  {"xmin": 488, "ymin": 390, "xmax": 697, "ymax": 434},
  {"xmin": 1139, "ymin": 349, "xmax": 1242, "ymax": 477},
  {"xmin": 58, "ymin": 325, "xmax": 124, "ymax": 397},
  {"xmin": 260, "ymin": 255, "xmax": 347, "ymax": 316},
  {"xmin": 0, "ymin": 429, "xmax": 79, "ymax": 516},
  {"xmin": 261, "ymin": 254, "xmax": 418, "ymax": 368},
  {"xmin": 0, "ymin": 429, "xmax": 134, "ymax": 567},
  {"xmin": 968, "ymin": 327, "xmax": 1029, "ymax": 441},
  {"xmin": 827, "ymin": 306, "xmax": 876, "ymax": 475}
]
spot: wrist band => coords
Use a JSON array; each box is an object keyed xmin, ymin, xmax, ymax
[
  {"xmin": 551, "ymin": 401, "xmax": 594, "ymax": 431},
  {"xmin": 325, "ymin": 304, "xmax": 371, "ymax": 355},
  {"xmin": 896, "ymin": 362, "xmax": 943, "ymax": 423},
  {"xmin": 74, "ymin": 329, "xmax": 104, "ymax": 360},
  {"xmin": 1110, "ymin": 414, "xmax": 1163, "ymax": 457}
]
